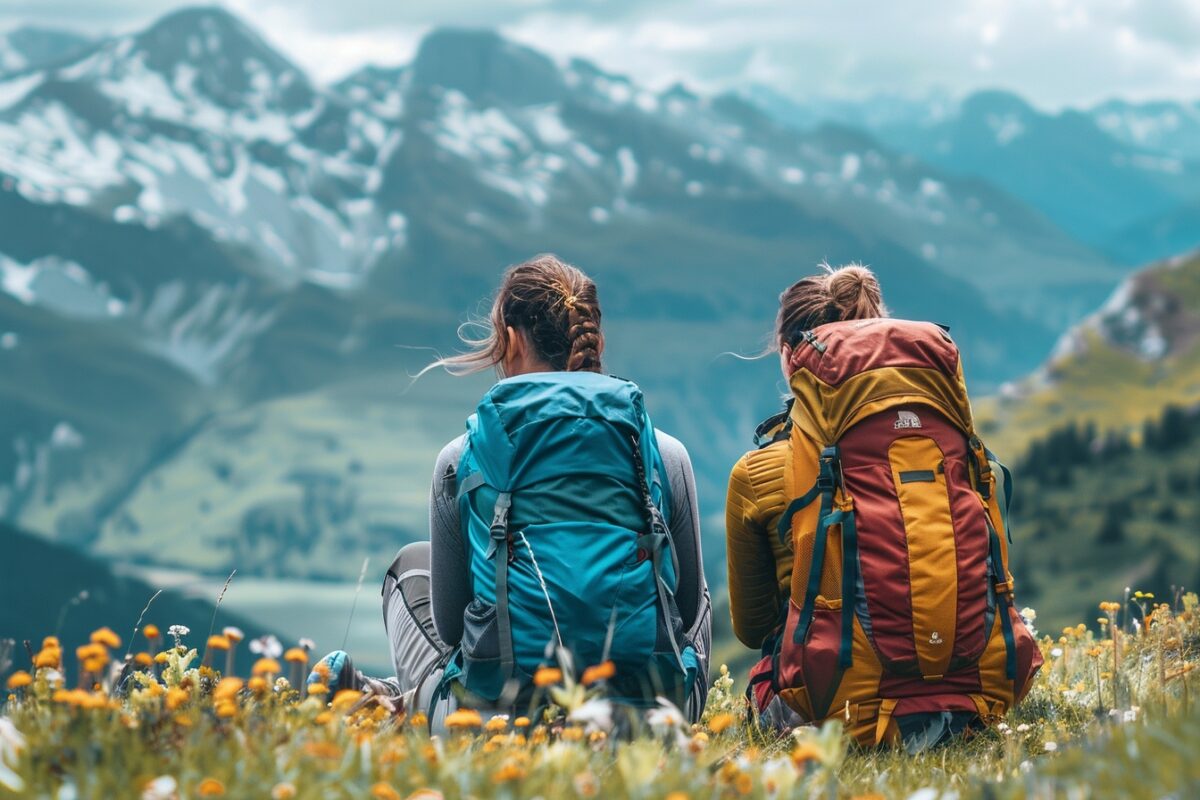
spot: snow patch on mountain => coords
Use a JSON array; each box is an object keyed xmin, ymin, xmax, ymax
[{"xmin": 0, "ymin": 255, "xmax": 125, "ymax": 318}]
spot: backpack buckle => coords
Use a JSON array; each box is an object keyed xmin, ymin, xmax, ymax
[
  {"xmin": 817, "ymin": 446, "xmax": 842, "ymax": 491},
  {"xmin": 489, "ymin": 493, "xmax": 512, "ymax": 539}
]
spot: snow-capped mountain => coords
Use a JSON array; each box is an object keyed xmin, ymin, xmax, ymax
[
  {"xmin": 756, "ymin": 87, "xmax": 1200, "ymax": 264},
  {"xmin": 0, "ymin": 6, "xmax": 1141, "ymax": 579},
  {"xmin": 0, "ymin": 26, "xmax": 92, "ymax": 77},
  {"xmin": 1091, "ymin": 99, "xmax": 1200, "ymax": 161}
]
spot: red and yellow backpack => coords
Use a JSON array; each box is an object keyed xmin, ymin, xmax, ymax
[{"xmin": 749, "ymin": 318, "xmax": 1042, "ymax": 746}]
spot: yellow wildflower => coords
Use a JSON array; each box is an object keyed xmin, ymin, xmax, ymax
[
  {"xmin": 213, "ymin": 678, "xmax": 243, "ymax": 703},
  {"xmin": 270, "ymin": 783, "xmax": 297, "ymax": 800},
  {"xmin": 513, "ymin": 715, "xmax": 531, "ymax": 728},
  {"xmin": 248, "ymin": 677, "xmax": 269, "ymax": 694},
  {"xmin": 76, "ymin": 643, "xmax": 106, "ymax": 663},
  {"xmin": 331, "ymin": 689, "xmax": 363, "ymax": 712},
  {"xmin": 493, "ymin": 758, "xmax": 526, "ymax": 783},
  {"xmin": 284, "ymin": 647, "xmax": 309, "ymax": 664},
  {"xmin": 315, "ymin": 711, "xmax": 333, "ymax": 725},
  {"xmin": 485, "ymin": 715, "xmax": 509, "ymax": 732},
  {"xmin": 134, "ymin": 652, "xmax": 154, "ymax": 668},
  {"xmin": 533, "ymin": 667, "xmax": 563, "ymax": 687},
  {"xmin": 371, "ymin": 784, "xmax": 401, "ymax": 800},
  {"xmin": 215, "ymin": 701, "xmax": 237, "ymax": 719},
  {"xmin": 306, "ymin": 742, "xmax": 343, "ymax": 760},
  {"xmin": 166, "ymin": 688, "xmax": 189, "ymax": 711},
  {"xmin": 665, "ymin": 792, "xmax": 689, "ymax": 800},
  {"xmin": 308, "ymin": 682, "xmax": 329, "ymax": 697},
  {"xmin": 444, "ymin": 708, "xmax": 483, "ymax": 729},
  {"xmin": 707, "ymin": 712, "xmax": 735, "ymax": 734},
  {"xmin": 6, "ymin": 671, "xmax": 32, "ymax": 690},
  {"xmin": 252, "ymin": 658, "xmax": 282, "ymax": 676},
  {"xmin": 154, "ymin": 652, "xmax": 170, "ymax": 664},
  {"xmin": 34, "ymin": 648, "xmax": 61, "ymax": 669},
  {"xmin": 581, "ymin": 660, "xmax": 616, "ymax": 686},
  {"xmin": 409, "ymin": 711, "xmax": 428, "ymax": 728},
  {"xmin": 792, "ymin": 742, "xmax": 822, "ymax": 769},
  {"xmin": 207, "ymin": 635, "xmax": 231, "ymax": 652},
  {"xmin": 143, "ymin": 624, "xmax": 160, "ymax": 640},
  {"xmin": 197, "ymin": 778, "xmax": 225, "ymax": 796},
  {"xmin": 90, "ymin": 627, "xmax": 121, "ymax": 649},
  {"xmin": 405, "ymin": 791, "xmax": 443, "ymax": 800},
  {"xmin": 736, "ymin": 772, "xmax": 753, "ymax": 795}
]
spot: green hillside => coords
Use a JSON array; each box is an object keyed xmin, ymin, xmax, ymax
[
  {"xmin": 974, "ymin": 248, "xmax": 1200, "ymax": 632},
  {"xmin": 978, "ymin": 248, "xmax": 1200, "ymax": 459},
  {"xmin": 0, "ymin": 521, "xmax": 264, "ymax": 672},
  {"xmin": 1006, "ymin": 406, "xmax": 1200, "ymax": 632}
]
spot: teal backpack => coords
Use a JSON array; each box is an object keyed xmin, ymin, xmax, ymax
[{"xmin": 450, "ymin": 371, "xmax": 697, "ymax": 708}]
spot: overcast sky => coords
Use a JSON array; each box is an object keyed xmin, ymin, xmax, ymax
[{"xmin": 2, "ymin": 0, "xmax": 1199, "ymax": 109}]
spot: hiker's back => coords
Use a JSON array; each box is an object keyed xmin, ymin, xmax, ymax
[
  {"xmin": 453, "ymin": 371, "xmax": 697, "ymax": 707},
  {"xmin": 752, "ymin": 318, "xmax": 1042, "ymax": 745}
]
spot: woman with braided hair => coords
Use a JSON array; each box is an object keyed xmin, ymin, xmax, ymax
[{"xmin": 312, "ymin": 255, "xmax": 711, "ymax": 732}]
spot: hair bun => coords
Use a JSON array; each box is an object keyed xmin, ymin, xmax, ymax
[{"xmin": 826, "ymin": 265, "xmax": 885, "ymax": 320}]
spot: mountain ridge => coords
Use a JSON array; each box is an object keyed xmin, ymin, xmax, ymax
[{"xmin": 0, "ymin": 6, "xmax": 1148, "ymax": 584}]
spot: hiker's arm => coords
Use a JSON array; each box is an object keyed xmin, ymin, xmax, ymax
[
  {"xmin": 429, "ymin": 436, "xmax": 470, "ymax": 647},
  {"xmin": 655, "ymin": 431, "xmax": 706, "ymax": 633},
  {"xmin": 726, "ymin": 454, "xmax": 782, "ymax": 649},
  {"xmin": 657, "ymin": 430, "xmax": 711, "ymax": 721}
]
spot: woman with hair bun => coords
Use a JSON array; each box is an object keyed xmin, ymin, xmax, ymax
[
  {"xmin": 728, "ymin": 262, "xmax": 1040, "ymax": 749},
  {"xmin": 727, "ymin": 263, "xmax": 885, "ymax": 728},
  {"xmin": 313, "ymin": 255, "xmax": 711, "ymax": 732}
]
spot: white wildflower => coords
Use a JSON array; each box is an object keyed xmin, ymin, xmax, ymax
[
  {"xmin": 0, "ymin": 717, "xmax": 26, "ymax": 793},
  {"xmin": 250, "ymin": 635, "xmax": 283, "ymax": 659},
  {"xmin": 167, "ymin": 625, "xmax": 190, "ymax": 646},
  {"xmin": 646, "ymin": 696, "xmax": 686, "ymax": 737},
  {"xmin": 906, "ymin": 788, "xmax": 940, "ymax": 800},
  {"xmin": 222, "ymin": 626, "xmax": 244, "ymax": 641},
  {"xmin": 140, "ymin": 775, "xmax": 177, "ymax": 800},
  {"xmin": 1050, "ymin": 647, "xmax": 1063, "ymax": 658},
  {"xmin": 1016, "ymin": 723, "xmax": 1031, "ymax": 733},
  {"xmin": 1043, "ymin": 741, "xmax": 1058, "ymax": 752},
  {"xmin": 568, "ymin": 698, "xmax": 614, "ymax": 733},
  {"xmin": 298, "ymin": 638, "xmax": 316, "ymax": 651},
  {"xmin": 1123, "ymin": 707, "xmax": 1140, "ymax": 723}
]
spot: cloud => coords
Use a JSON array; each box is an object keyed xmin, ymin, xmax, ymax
[{"xmin": 0, "ymin": 0, "xmax": 1196, "ymax": 107}]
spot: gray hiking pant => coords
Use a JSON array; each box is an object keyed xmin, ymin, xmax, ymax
[{"xmin": 381, "ymin": 542, "xmax": 456, "ymax": 726}]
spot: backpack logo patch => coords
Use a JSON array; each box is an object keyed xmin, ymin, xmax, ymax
[
  {"xmin": 894, "ymin": 410, "xmax": 922, "ymax": 429},
  {"xmin": 929, "ymin": 631, "xmax": 943, "ymax": 645}
]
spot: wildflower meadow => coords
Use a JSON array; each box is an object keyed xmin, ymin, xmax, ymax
[{"xmin": 1, "ymin": 591, "xmax": 1197, "ymax": 799}]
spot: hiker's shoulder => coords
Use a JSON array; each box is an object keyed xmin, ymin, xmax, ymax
[
  {"xmin": 435, "ymin": 434, "xmax": 468, "ymax": 473},
  {"xmin": 653, "ymin": 429, "xmax": 690, "ymax": 467},
  {"xmin": 729, "ymin": 436, "xmax": 789, "ymax": 512}
]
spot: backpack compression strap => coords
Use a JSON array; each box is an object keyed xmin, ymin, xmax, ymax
[{"xmin": 486, "ymin": 492, "xmax": 516, "ymax": 680}]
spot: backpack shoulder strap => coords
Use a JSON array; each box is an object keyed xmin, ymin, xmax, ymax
[{"xmin": 754, "ymin": 400, "xmax": 794, "ymax": 449}]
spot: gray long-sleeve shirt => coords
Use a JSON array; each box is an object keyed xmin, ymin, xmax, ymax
[{"xmin": 426, "ymin": 430, "xmax": 712, "ymax": 712}]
